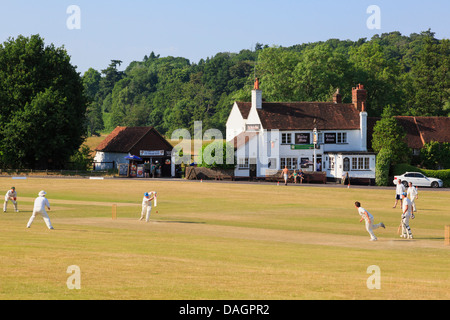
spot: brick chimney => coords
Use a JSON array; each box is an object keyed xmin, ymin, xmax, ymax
[
  {"xmin": 333, "ymin": 89, "xmax": 342, "ymax": 104},
  {"xmin": 252, "ymin": 78, "xmax": 262, "ymax": 109},
  {"xmin": 352, "ymin": 84, "xmax": 367, "ymax": 111}
]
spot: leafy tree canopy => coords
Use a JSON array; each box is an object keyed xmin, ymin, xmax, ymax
[{"xmin": 0, "ymin": 34, "xmax": 87, "ymax": 169}]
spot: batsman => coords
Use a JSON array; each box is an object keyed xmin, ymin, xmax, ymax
[
  {"xmin": 3, "ymin": 186, "xmax": 19, "ymax": 213},
  {"xmin": 139, "ymin": 191, "xmax": 157, "ymax": 222}
]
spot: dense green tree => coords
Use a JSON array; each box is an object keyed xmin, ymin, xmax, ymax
[
  {"xmin": 420, "ymin": 141, "xmax": 450, "ymax": 169},
  {"xmin": 0, "ymin": 35, "xmax": 87, "ymax": 169},
  {"xmin": 77, "ymin": 30, "xmax": 448, "ymax": 141},
  {"xmin": 82, "ymin": 68, "xmax": 104, "ymax": 135},
  {"xmin": 349, "ymin": 41, "xmax": 403, "ymax": 116},
  {"xmin": 371, "ymin": 107, "xmax": 411, "ymax": 165},
  {"xmin": 406, "ymin": 37, "xmax": 450, "ymax": 116}
]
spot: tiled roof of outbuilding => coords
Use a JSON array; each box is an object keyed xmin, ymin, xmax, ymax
[{"xmin": 95, "ymin": 126, "xmax": 172, "ymax": 153}]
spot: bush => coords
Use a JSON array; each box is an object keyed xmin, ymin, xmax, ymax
[
  {"xmin": 198, "ymin": 141, "xmax": 236, "ymax": 170},
  {"xmin": 375, "ymin": 148, "xmax": 392, "ymax": 186},
  {"xmin": 69, "ymin": 145, "xmax": 94, "ymax": 171},
  {"xmin": 392, "ymin": 163, "xmax": 450, "ymax": 187},
  {"xmin": 419, "ymin": 141, "xmax": 450, "ymax": 169}
]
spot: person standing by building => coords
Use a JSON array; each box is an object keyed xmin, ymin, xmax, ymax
[
  {"xmin": 400, "ymin": 192, "xmax": 414, "ymax": 239},
  {"xmin": 393, "ymin": 179, "xmax": 406, "ymax": 208},
  {"xmin": 407, "ymin": 182, "xmax": 418, "ymax": 213},
  {"xmin": 144, "ymin": 161, "xmax": 150, "ymax": 178},
  {"xmin": 3, "ymin": 186, "xmax": 19, "ymax": 213},
  {"xmin": 282, "ymin": 166, "xmax": 289, "ymax": 186},
  {"xmin": 355, "ymin": 201, "xmax": 385, "ymax": 241},
  {"xmin": 27, "ymin": 190, "xmax": 54, "ymax": 229},
  {"xmin": 139, "ymin": 192, "xmax": 155, "ymax": 222}
]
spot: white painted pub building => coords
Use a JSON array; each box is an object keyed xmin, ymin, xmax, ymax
[{"xmin": 226, "ymin": 80, "xmax": 376, "ymax": 183}]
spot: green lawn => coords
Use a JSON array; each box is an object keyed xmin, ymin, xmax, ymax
[{"xmin": 0, "ymin": 177, "xmax": 449, "ymax": 300}]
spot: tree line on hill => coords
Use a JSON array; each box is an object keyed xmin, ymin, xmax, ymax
[
  {"xmin": 0, "ymin": 31, "xmax": 448, "ymax": 170},
  {"xmin": 83, "ymin": 30, "xmax": 449, "ymax": 139}
]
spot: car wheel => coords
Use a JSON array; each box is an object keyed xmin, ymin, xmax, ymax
[
  {"xmin": 402, "ymin": 181, "xmax": 408, "ymax": 188},
  {"xmin": 431, "ymin": 181, "xmax": 439, "ymax": 188}
]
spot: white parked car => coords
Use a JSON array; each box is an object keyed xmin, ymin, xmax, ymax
[{"xmin": 393, "ymin": 172, "xmax": 443, "ymax": 188}]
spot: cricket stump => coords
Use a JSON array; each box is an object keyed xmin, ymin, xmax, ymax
[
  {"xmin": 112, "ymin": 204, "xmax": 117, "ymax": 220},
  {"xmin": 445, "ymin": 225, "xmax": 450, "ymax": 246}
]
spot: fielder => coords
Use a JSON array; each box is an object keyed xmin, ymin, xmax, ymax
[
  {"xmin": 27, "ymin": 190, "xmax": 54, "ymax": 230},
  {"xmin": 393, "ymin": 179, "xmax": 406, "ymax": 208},
  {"xmin": 407, "ymin": 182, "xmax": 418, "ymax": 212},
  {"xmin": 139, "ymin": 191, "xmax": 156, "ymax": 222},
  {"xmin": 355, "ymin": 201, "xmax": 385, "ymax": 241},
  {"xmin": 400, "ymin": 192, "xmax": 414, "ymax": 239},
  {"xmin": 3, "ymin": 186, "xmax": 19, "ymax": 213}
]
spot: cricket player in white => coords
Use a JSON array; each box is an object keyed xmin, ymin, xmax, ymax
[
  {"xmin": 355, "ymin": 201, "xmax": 385, "ymax": 241},
  {"xmin": 3, "ymin": 186, "xmax": 19, "ymax": 212},
  {"xmin": 407, "ymin": 182, "xmax": 418, "ymax": 212},
  {"xmin": 139, "ymin": 192, "xmax": 156, "ymax": 222},
  {"xmin": 401, "ymin": 192, "xmax": 414, "ymax": 239},
  {"xmin": 27, "ymin": 190, "xmax": 54, "ymax": 229},
  {"xmin": 393, "ymin": 179, "xmax": 406, "ymax": 208}
]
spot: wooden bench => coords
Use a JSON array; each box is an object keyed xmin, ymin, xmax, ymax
[
  {"xmin": 303, "ymin": 171, "xmax": 327, "ymax": 184},
  {"xmin": 215, "ymin": 174, "xmax": 234, "ymax": 181}
]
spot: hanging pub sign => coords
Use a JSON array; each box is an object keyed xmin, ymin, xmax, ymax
[
  {"xmin": 246, "ymin": 124, "xmax": 261, "ymax": 131},
  {"xmin": 324, "ymin": 133, "xmax": 337, "ymax": 144},
  {"xmin": 295, "ymin": 133, "xmax": 310, "ymax": 144}
]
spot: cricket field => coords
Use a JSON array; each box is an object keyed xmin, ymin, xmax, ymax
[{"xmin": 0, "ymin": 177, "xmax": 449, "ymax": 300}]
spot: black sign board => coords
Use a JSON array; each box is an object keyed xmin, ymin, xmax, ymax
[
  {"xmin": 324, "ymin": 133, "xmax": 336, "ymax": 144},
  {"xmin": 295, "ymin": 133, "xmax": 310, "ymax": 144}
]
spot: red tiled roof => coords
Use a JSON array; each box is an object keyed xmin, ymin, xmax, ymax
[
  {"xmin": 367, "ymin": 116, "xmax": 450, "ymax": 150},
  {"xmin": 253, "ymin": 102, "xmax": 361, "ymax": 130},
  {"xmin": 394, "ymin": 117, "xmax": 424, "ymax": 149},
  {"xmin": 95, "ymin": 126, "xmax": 172, "ymax": 153},
  {"xmin": 414, "ymin": 116, "xmax": 450, "ymax": 146},
  {"xmin": 236, "ymin": 102, "xmax": 251, "ymax": 119}
]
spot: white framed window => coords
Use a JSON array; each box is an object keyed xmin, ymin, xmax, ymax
[
  {"xmin": 281, "ymin": 133, "xmax": 292, "ymax": 144},
  {"xmin": 280, "ymin": 157, "xmax": 298, "ymax": 170},
  {"xmin": 329, "ymin": 156, "xmax": 335, "ymax": 170},
  {"xmin": 351, "ymin": 157, "xmax": 370, "ymax": 170},
  {"xmin": 337, "ymin": 132, "xmax": 347, "ymax": 144},
  {"xmin": 238, "ymin": 158, "xmax": 249, "ymax": 169}
]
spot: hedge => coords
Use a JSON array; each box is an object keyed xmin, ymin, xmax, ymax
[
  {"xmin": 392, "ymin": 163, "xmax": 450, "ymax": 187},
  {"xmin": 375, "ymin": 148, "xmax": 392, "ymax": 186}
]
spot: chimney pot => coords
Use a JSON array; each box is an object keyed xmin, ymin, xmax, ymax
[
  {"xmin": 352, "ymin": 84, "xmax": 367, "ymax": 111},
  {"xmin": 254, "ymin": 78, "xmax": 260, "ymax": 90}
]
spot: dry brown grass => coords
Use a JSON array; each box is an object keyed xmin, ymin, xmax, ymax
[{"xmin": 0, "ymin": 177, "xmax": 449, "ymax": 300}]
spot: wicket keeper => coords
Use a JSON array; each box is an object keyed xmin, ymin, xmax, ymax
[{"xmin": 3, "ymin": 186, "xmax": 19, "ymax": 213}]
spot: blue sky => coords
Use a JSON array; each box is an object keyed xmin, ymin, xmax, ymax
[{"xmin": 1, "ymin": 0, "xmax": 449, "ymax": 74}]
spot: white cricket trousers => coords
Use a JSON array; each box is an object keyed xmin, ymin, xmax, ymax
[
  {"xmin": 3, "ymin": 199, "xmax": 18, "ymax": 212},
  {"xmin": 140, "ymin": 204, "xmax": 152, "ymax": 222},
  {"xmin": 410, "ymin": 198, "xmax": 417, "ymax": 212},
  {"xmin": 365, "ymin": 217, "xmax": 382, "ymax": 240},
  {"xmin": 27, "ymin": 209, "xmax": 53, "ymax": 229},
  {"xmin": 401, "ymin": 213, "xmax": 413, "ymax": 238}
]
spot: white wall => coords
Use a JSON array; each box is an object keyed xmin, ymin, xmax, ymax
[
  {"xmin": 93, "ymin": 152, "xmax": 128, "ymax": 170},
  {"xmin": 226, "ymin": 102, "xmax": 246, "ymax": 142}
]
